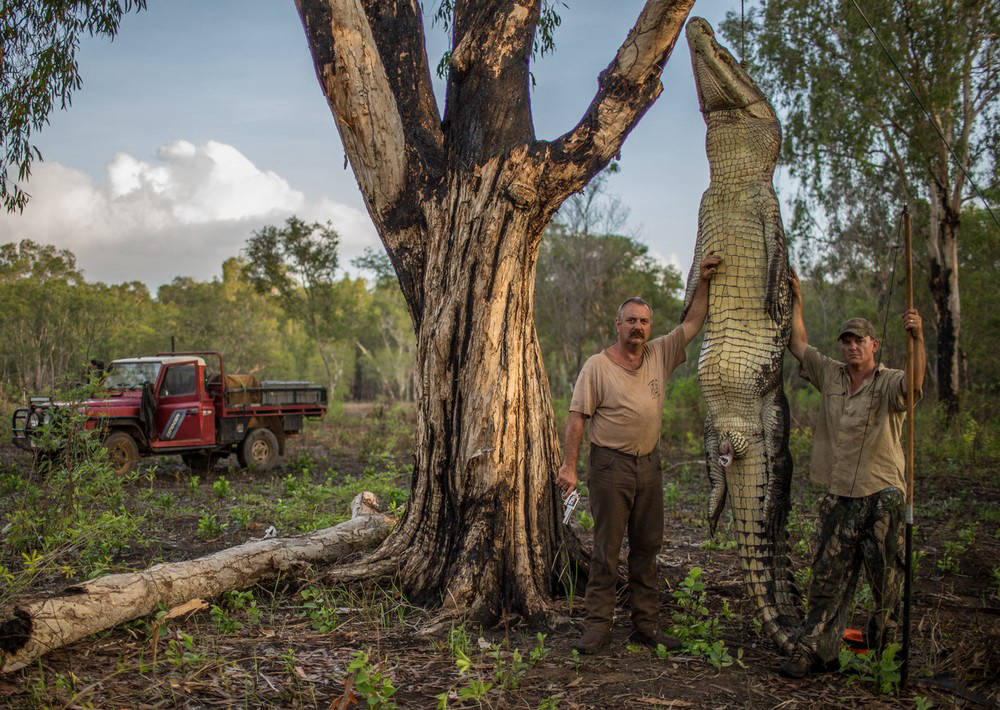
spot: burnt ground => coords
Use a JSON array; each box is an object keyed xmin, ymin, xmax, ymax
[{"xmin": 1, "ymin": 402, "xmax": 998, "ymax": 709}]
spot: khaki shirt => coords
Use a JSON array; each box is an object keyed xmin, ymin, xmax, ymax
[
  {"xmin": 569, "ymin": 326, "xmax": 687, "ymax": 456},
  {"xmin": 799, "ymin": 345, "xmax": 918, "ymax": 497}
]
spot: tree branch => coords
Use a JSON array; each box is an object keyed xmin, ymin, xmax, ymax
[
  {"xmin": 295, "ymin": 0, "xmax": 409, "ymax": 216},
  {"xmin": 359, "ymin": 0, "xmax": 445, "ymax": 176},
  {"xmin": 295, "ymin": 0, "xmax": 434, "ymax": 321},
  {"xmin": 443, "ymin": 1, "xmax": 539, "ymax": 165},
  {"xmin": 539, "ymin": 0, "xmax": 696, "ymax": 207}
]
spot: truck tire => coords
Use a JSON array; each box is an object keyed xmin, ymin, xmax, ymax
[
  {"xmin": 238, "ymin": 428, "xmax": 279, "ymax": 471},
  {"xmin": 104, "ymin": 431, "xmax": 140, "ymax": 476}
]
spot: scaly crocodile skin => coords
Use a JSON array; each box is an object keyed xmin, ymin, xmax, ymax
[{"xmin": 682, "ymin": 17, "xmax": 800, "ymax": 654}]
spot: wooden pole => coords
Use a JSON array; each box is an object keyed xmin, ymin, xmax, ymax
[{"xmin": 901, "ymin": 205, "xmax": 915, "ymax": 686}]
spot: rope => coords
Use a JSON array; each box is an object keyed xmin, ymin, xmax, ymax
[
  {"xmin": 847, "ymin": 209, "xmax": 903, "ymax": 497},
  {"xmin": 740, "ymin": 0, "xmax": 746, "ymax": 66},
  {"xmin": 847, "ymin": 0, "xmax": 1000, "ymax": 232}
]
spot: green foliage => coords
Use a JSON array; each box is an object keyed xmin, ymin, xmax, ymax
[
  {"xmin": 529, "ymin": 633, "xmax": 549, "ymax": 665},
  {"xmin": 431, "ymin": 0, "xmax": 564, "ymax": 80},
  {"xmin": 212, "ymin": 476, "xmax": 231, "ymax": 499},
  {"xmin": 660, "ymin": 375, "xmax": 705, "ymax": 452},
  {"xmin": 1, "ymin": 2, "xmax": 147, "ymax": 212},
  {"xmin": 165, "ymin": 631, "xmax": 204, "ymax": 671},
  {"xmin": 839, "ymin": 642, "xmax": 903, "ymax": 695},
  {"xmin": 346, "ymin": 650, "xmax": 397, "ymax": 709},
  {"xmin": 491, "ymin": 643, "xmax": 528, "ymax": 690},
  {"xmin": 667, "ymin": 567, "xmax": 736, "ymax": 669},
  {"xmin": 299, "ymin": 585, "xmax": 339, "ymax": 632},
  {"xmin": 664, "ymin": 481, "xmax": 680, "ymax": 508},
  {"xmin": 196, "ymin": 513, "xmax": 226, "ymax": 540},
  {"xmin": 936, "ymin": 540, "xmax": 965, "ymax": 575},
  {"xmin": 210, "ymin": 590, "xmax": 260, "ymax": 632},
  {"xmin": 0, "ymin": 383, "xmax": 146, "ymax": 589},
  {"xmin": 724, "ymin": 0, "xmax": 998, "ymax": 410}
]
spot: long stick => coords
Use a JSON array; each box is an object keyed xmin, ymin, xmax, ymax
[{"xmin": 901, "ymin": 205, "xmax": 915, "ymax": 686}]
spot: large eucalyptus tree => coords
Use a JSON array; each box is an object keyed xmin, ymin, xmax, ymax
[{"xmin": 294, "ymin": 0, "xmax": 696, "ymax": 622}]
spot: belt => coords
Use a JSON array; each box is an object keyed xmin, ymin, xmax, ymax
[{"xmin": 591, "ymin": 443, "xmax": 658, "ymax": 463}]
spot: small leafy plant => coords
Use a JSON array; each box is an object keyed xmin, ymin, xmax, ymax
[
  {"xmin": 300, "ymin": 585, "xmax": 339, "ymax": 631},
  {"xmin": 839, "ymin": 642, "xmax": 902, "ymax": 695},
  {"xmin": 345, "ymin": 650, "xmax": 397, "ymax": 708},
  {"xmin": 667, "ymin": 566, "xmax": 736, "ymax": 669}
]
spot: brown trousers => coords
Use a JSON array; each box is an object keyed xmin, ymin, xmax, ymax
[{"xmin": 584, "ymin": 444, "xmax": 664, "ymax": 632}]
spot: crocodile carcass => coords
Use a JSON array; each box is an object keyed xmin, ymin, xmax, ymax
[{"xmin": 682, "ymin": 16, "xmax": 799, "ymax": 653}]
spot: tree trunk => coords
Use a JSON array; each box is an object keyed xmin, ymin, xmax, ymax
[
  {"xmin": 294, "ymin": 0, "xmax": 695, "ymax": 624},
  {"xmin": 0, "ymin": 495, "xmax": 394, "ymax": 674},
  {"xmin": 384, "ymin": 161, "xmax": 565, "ymax": 622},
  {"xmin": 927, "ymin": 180, "xmax": 962, "ymax": 414}
]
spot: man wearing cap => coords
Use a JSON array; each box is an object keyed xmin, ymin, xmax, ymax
[
  {"xmin": 779, "ymin": 272, "xmax": 925, "ymax": 678},
  {"xmin": 555, "ymin": 253, "xmax": 722, "ymax": 655}
]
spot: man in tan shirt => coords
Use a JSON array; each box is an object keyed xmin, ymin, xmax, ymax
[
  {"xmin": 556, "ymin": 253, "xmax": 721, "ymax": 654},
  {"xmin": 780, "ymin": 272, "xmax": 925, "ymax": 678}
]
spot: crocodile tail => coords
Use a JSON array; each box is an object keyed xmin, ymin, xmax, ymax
[
  {"xmin": 726, "ymin": 438, "xmax": 801, "ymax": 653},
  {"xmin": 762, "ymin": 386, "xmax": 800, "ymax": 624},
  {"xmin": 704, "ymin": 415, "xmax": 727, "ymax": 535}
]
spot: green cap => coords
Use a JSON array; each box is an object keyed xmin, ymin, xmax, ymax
[{"xmin": 838, "ymin": 317, "xmax": 876, "ymax": 341}]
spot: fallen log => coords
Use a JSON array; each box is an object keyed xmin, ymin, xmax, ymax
[{"xmin": 0, "ymin": 492, "xmax": 395, "ymax": 673}]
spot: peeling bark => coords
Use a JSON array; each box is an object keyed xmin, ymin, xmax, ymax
[{"xmin": 0, "ymin": 494, "xmax": 394, "ymax": 674}]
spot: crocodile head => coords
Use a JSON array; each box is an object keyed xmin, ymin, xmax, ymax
[{"xmin": 686, "ymin": 17, "xmax": 779, "ymax": 180}]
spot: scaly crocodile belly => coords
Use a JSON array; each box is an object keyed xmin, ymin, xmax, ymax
[{"xmin": 684, "ymin": 16, "xmax": 800, "ymax": 655}]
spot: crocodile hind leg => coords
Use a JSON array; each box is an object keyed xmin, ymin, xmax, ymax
[
  {"xmin": 704, "ymin": 414, "xmax": 728, "ymax": 536},
  {"xmin": 761, "ymin": 385, "xmax": 801, "ymax": 632}
]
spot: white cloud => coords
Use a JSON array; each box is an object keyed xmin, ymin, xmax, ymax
[{"xmin": 0, "ymin": 141, "xmax": 380, "ymax": 289}]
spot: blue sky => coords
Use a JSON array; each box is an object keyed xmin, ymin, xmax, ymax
[{"xmin": 0, "ymin": 0, "xmax": 737, "ymax": 288}]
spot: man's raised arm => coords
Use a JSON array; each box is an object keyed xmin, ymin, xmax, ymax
[
  {"xmin": 681, "ymin": 252, "xmax": 722, "ymax": 344},
  {"xmin": 787, "ymin": 270, "xmax": 808, "ymax": 362}
]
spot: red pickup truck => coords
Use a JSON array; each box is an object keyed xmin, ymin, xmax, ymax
[{"xmin": 12, "ymin": 351, "xmax": 327, "ymax": 475}]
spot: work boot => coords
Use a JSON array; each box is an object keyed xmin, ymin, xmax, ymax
[
  {"xmin": 778, "ymin": 647, "xmax": 814, "ymax": 679},
  {"xmin": 572, "ymin": 627, "xmax": 610, "ymax": 655},
  {"xmin": 777, "ymin": 647, "xmax": 838, "ymax": 678},
  {"xmin": 629, "ymin": 627, "xmax": 682, "ymax": 652}
]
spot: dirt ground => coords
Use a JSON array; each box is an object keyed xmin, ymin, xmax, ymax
[{"xmin": 1, "ymin": 402, "xmax": 998, "ymax": 709}]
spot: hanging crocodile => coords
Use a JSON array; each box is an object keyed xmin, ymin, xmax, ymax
[{"xmin": 681, "ymin": 17, "xmax": 799, "ymax": 654}]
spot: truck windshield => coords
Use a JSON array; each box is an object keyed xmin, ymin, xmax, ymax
[{"xmin": 104, "ymin": 362, "xmax": 162, "ymax": 389}]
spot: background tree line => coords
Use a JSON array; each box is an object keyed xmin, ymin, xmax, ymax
[
  {"xmin": 4, "ymin": 193, "xmax": 995, "ymax": 421},
  {"xmin": 0, "ymin": 228, "xmax": 415, "ymax": 405}
]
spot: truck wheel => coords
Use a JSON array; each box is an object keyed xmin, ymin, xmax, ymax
[
  {"xmin": 104, "ymin": 431, "xmax": 139, "ymax": 476},
  {"xmin": 239, "ymin": 428, "xmax": 279, "ymax": 471}
]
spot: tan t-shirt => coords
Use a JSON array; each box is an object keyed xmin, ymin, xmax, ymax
[
  {"xmin": 569, "ymin": 326, "xmax": 687, "ymax": 456},
  {"xmin": 799, "ymin": 345, "xmax": 919, "ymax": 497}
]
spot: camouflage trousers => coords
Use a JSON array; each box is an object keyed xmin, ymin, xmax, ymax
[{"xmin": 797, "ymin": 488, "xmax": 905, "ymax": 663}]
